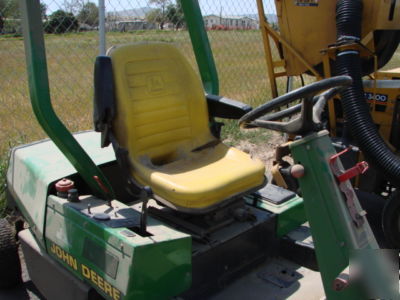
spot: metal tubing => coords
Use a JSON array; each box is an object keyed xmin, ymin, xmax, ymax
[
  {"xmin": 98, "ymin": 0, "xmax": 106, "ymax": 55},
  {"xmin": 19, "ymin": 0, "xmax": 115, "ymax": 200},
  {"xmin": 180, "ymin": 0, "xmax": 219, "ymax": 95},
  {"xmin": 256, "ymin": 0, "xmax": 279, "ymax": 98}
]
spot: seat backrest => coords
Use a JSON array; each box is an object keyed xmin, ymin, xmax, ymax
[{"xmin": 110, "ymin": 43, "xmax": 214, "ymax": 166}]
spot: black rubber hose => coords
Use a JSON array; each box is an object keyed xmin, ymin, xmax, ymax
[
  {"xmin": 335, "ymin": 0, "xmax": 400, "ymax": 187},
  {"xmin": 336, "ymin": 0, "xmax": 363, "ymax": 41}
]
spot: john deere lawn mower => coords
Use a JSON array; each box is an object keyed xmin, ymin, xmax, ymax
[
  {"xmin": 0, "ymin": 0, "xmax": 397, "ymax": 299},
  {"xmin": 257, "ymin": 0, "xmax": 400, "ymax": 248}
]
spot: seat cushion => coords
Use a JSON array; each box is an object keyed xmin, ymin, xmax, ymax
[{"xmin": 133, "ymin": 142, "xmax": 265, "ymax": 211}]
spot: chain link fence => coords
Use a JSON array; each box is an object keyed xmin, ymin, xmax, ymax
[{"xmin": 0, "ymin": 0, "xmax": 279, "ymax": 210}]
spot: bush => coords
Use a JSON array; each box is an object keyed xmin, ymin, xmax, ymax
[
  {"xmin": 2, "ymin": 19, "xmax": 21, "ymax": 35},
  {"xmin": 44, "ymin": 10, "xmax": 78, "ymax": 34}
]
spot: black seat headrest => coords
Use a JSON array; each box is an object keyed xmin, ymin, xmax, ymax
[{"xmin": 93, "ymin": 55, "xmax": 115, "ymax": 147}]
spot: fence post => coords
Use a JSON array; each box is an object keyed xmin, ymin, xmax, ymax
[{"xmin": 99, "ymin": 0, "xmax": 106, "ymax": 55}]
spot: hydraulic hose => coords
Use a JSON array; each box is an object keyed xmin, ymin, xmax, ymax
[
  {"xmin": 336, "ymin": 0, "xmax": 363, "ymax": 41},
  {"xmin": 335, "ymin": 0, "xmax": 400, "ymax": 187}
]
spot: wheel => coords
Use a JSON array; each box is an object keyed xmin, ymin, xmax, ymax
[
  {"xmin": 0, "ymin": 218, "xmax": 22, "ymax": 288},
  {"xmin": 239, "ymin": 76, "xmax": 352, "ymax": 135},
  {"xmin": 382, "ymin": 191, "xmax": 400, "ymax": 249}
]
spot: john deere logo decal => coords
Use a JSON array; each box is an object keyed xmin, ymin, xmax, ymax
[
  {"xmin": 49, "ymin": 242, "xmax": 122, "ymax": 300},
  {"xmin": 147, "ymin": 74, "xmax": 165, "ymax": 93}
]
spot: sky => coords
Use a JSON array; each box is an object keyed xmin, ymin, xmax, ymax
[{"xmin": 43, "ymin": 0, "xmax": 276, "ymax": 16}]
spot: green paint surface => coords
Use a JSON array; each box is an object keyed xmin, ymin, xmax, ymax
[
  {"xmin": 7, "ymin": 131, "xmax": 116, "ymax": 248},
  {"xmin": 246, "ymin": 195, "xmax": 306, "ymax": 237},
  {"xmin": 290, "ymin": 131, "xmax": 376, "ymax": 300},
  {"xmin": 45, "ymin": 195, "xmax": 191, "ymax": 299},
  {"xmin": 181, "ymin": 0, "xmax": 219, "ymax": 95}
]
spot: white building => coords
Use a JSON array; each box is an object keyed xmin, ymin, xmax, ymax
[
  {"xmin": 107, "ymin": 20, "xmax": 157, "ymax": 32},
  {"xmin": 203, "ymin": 15, "xmax": 258, "ymax": 30}
]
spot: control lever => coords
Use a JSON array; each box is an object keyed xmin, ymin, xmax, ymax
[{"xmin": 140, "ymin": 186, "xmax": 153, "ymax": 235}]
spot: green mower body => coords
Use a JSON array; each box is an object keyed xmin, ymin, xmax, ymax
[{"xmin": 7, "ymin": 132, "xmax": 192, "ymax": 299}]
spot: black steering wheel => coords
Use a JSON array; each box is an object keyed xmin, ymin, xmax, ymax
[{"xmin": 239, "ymin": 76, "xmax": 353, "ymax": 135}]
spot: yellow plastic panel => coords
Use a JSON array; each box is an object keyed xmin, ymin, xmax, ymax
[
  {"xmin": 135, "ymin": 143, "xmax": 265, "ymax": 210},
  {"xmin": 276, "ymin": 0, "xmax": 399, "ymax": 76},
  {"xmin": 110, "ymin": 43, "xmax": 265, "ymax": 211},
  {"xmin": 376, "ymin": 0, "xmax": 400, "ymax": 30},
  {"xmin": 364, "ymin": 79, "xmax": 400, "ymax": 141}
]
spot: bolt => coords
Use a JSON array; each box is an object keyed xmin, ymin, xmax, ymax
[{"xmin": 357, "ymin": 210, "xmax": 367, "ymax": 218}]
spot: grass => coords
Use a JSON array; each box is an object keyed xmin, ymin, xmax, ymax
[
  {"xmin": 220, "ymin": 119, "xmax": 272, "ymax": 146},
  {"xmin": 0, "ymin": 29, "xmax": 399, "ymax": 214},
  {"xmin": 0, "ymin": 29, "xmax": 283, "ymax": 152}
]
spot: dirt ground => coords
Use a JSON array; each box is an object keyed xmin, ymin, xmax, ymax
[{"xmin": 235, "ymin": 132, "xmax": 287, "ymax": 174}]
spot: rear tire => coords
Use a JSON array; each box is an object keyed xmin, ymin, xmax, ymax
[{"xmin": 0, "ymin": 218, "xmax": 22, "ymax": 288}]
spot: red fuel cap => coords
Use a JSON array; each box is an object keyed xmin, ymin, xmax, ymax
[{"xmin": 55, "ymin": 178, "xmax": 75, "ymax": 193}]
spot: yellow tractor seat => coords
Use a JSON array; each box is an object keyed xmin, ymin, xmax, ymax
[{"xmin": 109, "ymin": 43, "xmax": 265, "ymax": 212}]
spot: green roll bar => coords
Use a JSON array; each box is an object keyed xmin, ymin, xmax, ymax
[
  {"xmin": 180, "ymin": 0, "xmax": 219, "ymax": 95},
  {"xmin": 19, "ymin": 0, "xmax": 114, "ymax": 200}
]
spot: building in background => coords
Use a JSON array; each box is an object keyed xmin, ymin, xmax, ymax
[
  {"xmin": 107, "ymin": 20, "xmax": 156, "ymax": 31},
  {"xmin": 203, "ymin": 14, "xmax": 258, "ymax": 30},
  {"xmin": 106, "ymin": 7, "xmax": 157, "ymax": 31}
]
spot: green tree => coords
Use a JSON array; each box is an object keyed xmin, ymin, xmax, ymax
[
  {"xmin": 44, "ymin": 10, "xmax": 79, "ymax": 34},
  {"xmin": 77, "ymin": 2, "xmax": 98, "ymax": 27},
  {"xmin": 148, "ymin": 0, "xmax": 171, "ymax": 30},
  {"xmin": 0, "ymin": 0, "xmax": 18, "ymax": 33},
  {"xmin": 146, "ymin": 9, "xmax": 163, "ymax": 28},
  {"xmin": 0, "ymin": 1, "xmax": 46, "ymax": 32},
  {"xmin": 40, "ymin": 3, "xmax": 47, "ymax": 20},
  {"xmin": 166, "ymin": 3, "xmax": 184, "ymax": 30},
  {"xmin": 63, "ymin": 0, "xmax": 84, "ymax": 15}
]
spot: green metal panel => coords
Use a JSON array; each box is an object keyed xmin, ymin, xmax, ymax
[
  {"xmin": 275, "ymin": 197, "xmax": 305, "ymax": 237},
  {"xmin": 289, "ymin": 131, "xmax": 375, "ymax": 300},
  {"xmin": 45, "ymin": 195, "xmax": 191, "ymax": 299},
  {"xmin": 19, "ymin": 0, "xmax": 114, "ymax": 201},
  {"xmin": 180, "ymin": 0, "xmax": 219, "ymax": 95},
  {"xmin": 246, "ymin": 196, "xmax": 306, "ymax": 237},
  {"xmin": 7, "ymin": 131, "xmax": 115, "ymax": 247}
]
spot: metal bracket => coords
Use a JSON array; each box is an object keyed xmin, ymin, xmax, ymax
[
  {"xmin": 330, "ymin": 148, "xmax": 369, "ymax": 182},
  {"xmin": 329, "ymin": 148, "xmax": 367, "ymax": 227}
]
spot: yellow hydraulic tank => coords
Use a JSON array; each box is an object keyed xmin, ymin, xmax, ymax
[{"xmin": 275, "ymin": 0, "xmax": 400, "ymax": 76}]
